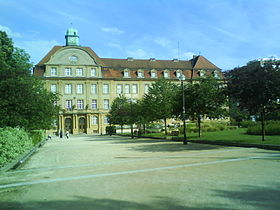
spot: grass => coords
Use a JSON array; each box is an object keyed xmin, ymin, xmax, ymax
[
  {"xmin": 131, "ymin": 128, "xmax": 280, "ymax": 145},
  {"xmin": 188, "ymin": 128, "xmax": 280, "ymax": 145}
]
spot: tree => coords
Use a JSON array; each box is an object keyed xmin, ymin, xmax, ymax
[
  {"xmin": 143, "ymin": 79, "xmax": 177, "ymax": 135},
  {"xmin": 0, "ymin": 31, "xmax": 59, "ymax": 130},
  {"xmin": 174, "ymin": 76, "xmax": 227, "ymax": 137},
  {"xmin": 108, "ymin": 95, "xmax": 130, "ymax": 133},
  {"xmin": 226, "ymin": 60, "xmax": 280, "ymax": 141}
]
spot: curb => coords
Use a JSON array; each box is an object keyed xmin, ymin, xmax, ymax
[{"xmin": 0, "ymin": 137, "xmax": 49, "ymax": 173}]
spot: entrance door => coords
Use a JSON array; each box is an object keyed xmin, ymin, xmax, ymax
[
  {"xmin": 78, "ymin": 117, "xmax": 86, "ymax": 133},
  {"xmin": 65, "ymin": 118, "xmax": 72, "ymax": 133}
]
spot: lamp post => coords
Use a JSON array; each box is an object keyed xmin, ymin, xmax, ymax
[
  {"xmin": 179, "ymin": 74, "xmax": 187, "ymax": 144},
  {"xmin": 128, "ymin": 98, "xmax": 134, "ymax": 139}
]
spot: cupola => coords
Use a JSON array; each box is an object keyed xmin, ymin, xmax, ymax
[{"xmin": 65, "ymin": 27, "xmax": 79, "ymax": 46}]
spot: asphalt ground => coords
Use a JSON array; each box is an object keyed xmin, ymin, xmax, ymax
[{"xmin": 0, "ymin": 135, "xmax": 280, "ymax": 210}]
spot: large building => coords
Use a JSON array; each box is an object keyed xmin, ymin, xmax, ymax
[{"xmin": 34, "ymin": 28, "xmax": 222, "ymax": 135}]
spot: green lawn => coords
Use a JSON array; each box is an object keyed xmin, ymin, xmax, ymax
[{"xmin": 140, "ymin": 128, "xmax": 280, "ymax": 145}]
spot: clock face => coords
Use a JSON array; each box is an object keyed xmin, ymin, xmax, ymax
[
  {"xmin": 69, "ymin": 55, "xmax": 78, "ymax": 62},
  {"xmin": 70, "ymin": 37, "xmax": 75, "ymax": 42}
]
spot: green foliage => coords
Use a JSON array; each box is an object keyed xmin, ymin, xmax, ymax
[
  {"xmin": 0, "ymin": 31, "xmax": 59, "ymax": 130},
  {"xmin": 247, "ymin": 121, "xmax": 280, "ymax": 135},
  {"xmin": 0, "ymin": 127, "xmax": 33, "ymax": 168},
  {"xmin": 240, "ymin": 120, "xmax": 257, "ymax": 128},
  {"xmin": 106, "ymin": 125, "xmax": 116, "ymax": 135},
  {"xmin": 29, "ymin": 130, "xmax": 45, "ymax": 145}
]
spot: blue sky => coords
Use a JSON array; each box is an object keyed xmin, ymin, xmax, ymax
[{"xmin": 1, "ymin": 0, "xmax": 280, "ymax": 70}]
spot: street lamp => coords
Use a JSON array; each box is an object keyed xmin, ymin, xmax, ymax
[
  {"xmin": 179, "ymin": 74, "xmax": 187, "ymax": 144},
  {"xmin": 128, "ymin": 98, "xmax": 134, "ymax": 139}
]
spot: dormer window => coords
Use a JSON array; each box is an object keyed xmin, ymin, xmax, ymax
[
  {"xmin": 176, "ymin": 70, "xmax": 182, "ymax": 78},
  {"xmin": 163, "ymin": 70, "xmax": 169, "ymax": 78},
  {"xmin": 199, "ymin": 70, "xmax": 205, "ymax": 77},
  {"xmin": 123, "ymin": 69, "xmax": 130, "ymax": 78},
  {"xmin": 151, "ymin": 70, "xmax": 157, "ymax": 78},
  {"xmin": 137, "ymin": 70, "xmax": 144, "ymax": 78},
  {"xmin": 213, "ymin": 70, "xmax": 219, "ymax": 78}
]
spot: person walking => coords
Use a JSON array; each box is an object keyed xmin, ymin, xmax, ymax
[
  {"xmin": 59, "ymin": 130, "xmax": 63, "ymax": 139},
  {"xmin": 66, "ymin": 130, "xmax": 69, "ymax": 139}
]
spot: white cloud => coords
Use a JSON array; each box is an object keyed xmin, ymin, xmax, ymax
[
  {"xmin": 154, "ymin": 37, "xmax": 171, "ymax": 47},
  {"xmin": 101, "ymin": 27, "xmax": 124, "ymax": 35},
  {"xmin": 126, "ymin": 48, "xmax": 152, "ymax": 59},
  {"xmin": 0, "ymin": 25, "xmax": 22, "ymax": 38}
]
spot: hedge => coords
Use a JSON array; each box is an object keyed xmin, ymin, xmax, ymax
[{"xmin": 247, "ymin": 121, "xmax": 280, "ymax": 135}]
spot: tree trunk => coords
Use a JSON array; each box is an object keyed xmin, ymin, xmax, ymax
[
  {"xmin": 261, "ymin": 109, "xmax": 265, "ymax": 141},
  {"xmin": 198, "ymin": 115, "xmax": 201, "ymax": 138},
  {"xmin": 121, "ymin": 125, "xmax": 123, "ymax": 134},
  {"xmin": 143, "ymin": 123, "xmax": 146, "ymax": 134},
  {"xmin": 164, "ymin": 118, "xmax": 167, "ymax": 135}
]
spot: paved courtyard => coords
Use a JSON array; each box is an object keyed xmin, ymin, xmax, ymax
[{"xmin": 0, "ymin": 135, "xmax": 280, "ymax": 209}]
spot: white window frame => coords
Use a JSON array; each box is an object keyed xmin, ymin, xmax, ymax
[
  {"xmin": 124, "ymin": 84, "xmax": 130, "ymax": 94},
  {"xmin": 137, "ymin": 71, "xmax": 144, "ymax": 78},
  {"xmin": 116, "ymin": 84, "xmax": 123, "ymax": 94},
  {"xmin": 92, "ymin": 116, "xmax": 98, "ymax": 125},
  {"xmin": 76, "ymin": 68, "xmax": 83, "ymax": 76},
  {"xmin": 103, "ymin": 84, "xmax": 109, "ymax": 94},
  {"xmin": 92, "ymin": 99, "xmax": 97, "ymax": 109},
  {"xmin": 176, "ymin": 70, "xmax": 182, "ymax": 78},
  {"xmin": 103, "ymin": 99, "xmax": 109, "ymax": 109},
  {"xmin": 144, "ymin": 84, "xmax": 150, "ymax": 94},
  {"xmin": 104, "ymin": 116, "xmax": 109, "ymax": 124},
  {"xmin": 124, "ymin": 70, "xmax": 130, "ymax": 78},
  {"xmin": 51, "ymin": 84, "xmax": 57, "ymax": 93},
  {"xmin": 91, "ymin": 68, "xmax": 97, "ymax": 77},
  {"xmin": 151, "ymin": 70, "xmax": 157, "ymax": 78},
  {"xmin": 65, "ymin": 84, "xmax": 72, "ymax": 94},
  {"xmin": 51, "ymin": 67, "xmax": 57, "ymax": 76},
  {"xmin": 65, "ymin": 68, "xmax": 72, "ymax": 76},
  {"xmin": 77, "ymin": 84, "xmax": 83, "ymax": 94},
  {"xmin": 77, "ymin": 100, "xmax": 84, "ymax": 110},
  {"xmin": 163, "ymin": 71, "xmax": 169, "ymax": 78},
  {"xmin": 132, "ymin": 84, "xmax": 138, "ymax": 94},
  {"xmin": 65, "ymin": 100, "xmax": 72, "ymax": 110},
  {"xmin": 91, "ymin": 84, "xmax": 97, "ymax": 94}
]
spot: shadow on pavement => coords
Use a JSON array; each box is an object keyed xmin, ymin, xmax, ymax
[
  {"xmin": 0, "ymin": 196, "xmax": 225, "ymax": 210},
  {"xmin": 131, "ymin": 142, "xmax": 222, "ymax": 152},
  {"xmin": 213, "ymin": 184, "xmax": 280, "ymax": 210}
]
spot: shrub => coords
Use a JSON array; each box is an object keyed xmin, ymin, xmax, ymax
[
  {"xmin": 106, "ymin": 125, "xmax": 116, "ymax": 135},
  {"xmin": 29, "ymin": 130, "xmax": 45, "ymax": 145},
  {"xmin": 247, "ymin": 121, "xmax": 280, "ymax": 135},
  {"xmin": 240, "ymin": 120, "xmax": 256, "ymax": 128},
  {"xmin": 0, "ymin": 127, "xmax": 33, "ymax": 168}
]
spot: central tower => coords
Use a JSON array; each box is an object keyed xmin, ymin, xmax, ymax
[{"xmin": 65, "ymin": 27, "xmax": 79, "ymax": 46}]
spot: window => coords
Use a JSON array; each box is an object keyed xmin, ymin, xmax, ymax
[
  {"xmin": 104, "ymin": 116, "xmax": 109, "ymax": 124},
  {"xmin": 151, "ymin": 70, "xmax": 157, "ymax": 78},
  {"xmin": 199, "ymin": 70, "xmax": 205, "ymax": 77},
  {"xmin": 103, "ymin": 84, "xmax": 109, "ymax": 94},
  {"xmin": 92, "ymin": 116, "xmax": 98, "ymax": 125},
  {"xmin": 92, "ymin": 99, "xmax": 97, "ymax": 109},
  {"xmin": 65, "ymin": 84, "xmax": 72, "ymax": 94},
  {"xmin": 137, "ymin": 71, "xmax": 144, "ymax": 78},
  {"xmin": 51, "ymin": 67, "xmax": 57, "ymax": 76},
  {"xmin": 164, "ymin": 71, "xmax": 169, "ymax": 78},
  {"xmin": 65, "ymin": 100, "xmax": 72, "ymax": 110},
  {"xmin": 51, "ymin": 84, "xmax": 57, "ymax": 93},
  {"xmin": 213, "ymin": 70, "xmax": 219, "ymax": 78},
  {"xmin": 76, "ymin": 68, "xmax": 83, "ymax": 76},
  {"xmin": 91, "ymin": 68, "xmax": 97, "ymax": 77},
  {"xmin": 103, "ymin": 99, "xmax": 109, "ymax": 109},
  {"xmin": 116, "ymin": 84, "xmax": 123, "ymax": 94},
  {"xmin": 144, "ymin": 84, "xmax": 150, "ymax": 94},
  {"xmin": 65, "ymin": 68, "xmax": 72, "ymax": 76},
  {"xmin": 77, "ymin": 84, "xmax": 83, "ymax": 94},
  {"xmin": 91, "ymin": 84, "xmax": 97, "ymax": 94},
  {"xmin": 77, "ymin": 100, "xmax": 84, "ymax": 110},
  {"xmin": 124, "ymin": 84, "xmax": 130, "ymax": 94},
  {"xmin": 124, "ymin": 70, "xmax": 130, "ymax": 78},
  {"xmin": 132, "ymin": 84, "xmax": 138, "ymax": 94},
  {"xmin": 176, "ymin": 71, "xmax": 182, "ymax": 78}
]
